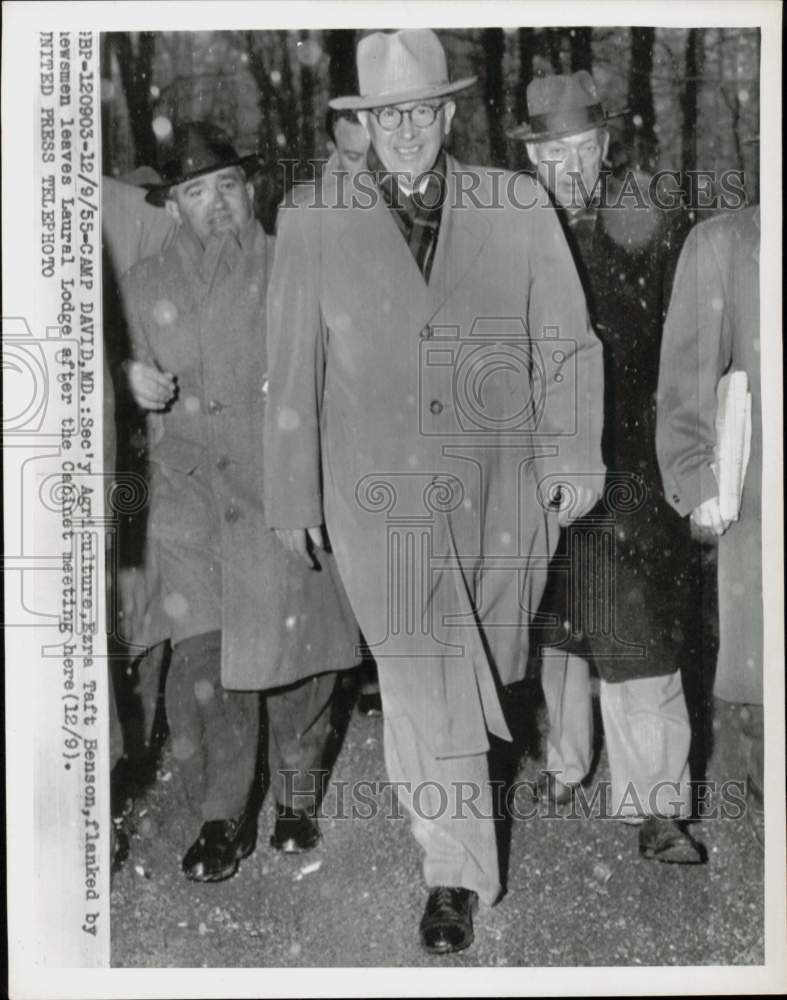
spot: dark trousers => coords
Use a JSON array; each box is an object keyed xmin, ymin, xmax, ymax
[{"xmin": 166, "ymin": 630, "xmax": 336, "ymax": 825}]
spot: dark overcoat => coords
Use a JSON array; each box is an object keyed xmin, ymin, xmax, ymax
[
  {"xmin": 264, "ymin": 157, "xmax": 605, "ymax": 756},
  {"xmin": 657, "ymin": 206, "xmax": 761, "ymax": 704},
  {"xmin": 120, "ymin": 219, "xmax": 359, "ymax": 689},
  {"xmin": 533, "ymin": 172, "xmax": 703, "ymax": 682}
]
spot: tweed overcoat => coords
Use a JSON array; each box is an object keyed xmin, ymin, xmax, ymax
[
  {"xmin": 264, "ymin": 157, "xmax": 605, "ymax": 756},
  {"xmin": 533, "ymin": 172, "xmax": 704, "ymax": 682},
  {"xmin": 120, "ymin": 219, "xmax": 359, "ymax": 690},
  {"xmin": 657, "ymin": 206, "xmax": 762, "ymax": 704}
]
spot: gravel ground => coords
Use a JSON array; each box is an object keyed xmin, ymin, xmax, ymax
[{"xmin": 110, "ymin": 679, "xmax": 765, "ymax": 969}]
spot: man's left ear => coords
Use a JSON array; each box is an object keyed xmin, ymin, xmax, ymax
[
  {"xmin": 246, "ymin": 181, "xmax": 255, "ymax": 204},
  {"xmin": 601, "ymin": 129, "xmax": 610, "ymax": 162},
  {"xmin": 442, "ymin": 100, "xmax": 456, "ymax": 137}
]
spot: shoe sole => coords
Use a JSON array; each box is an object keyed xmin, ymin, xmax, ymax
[
  {"xmin": 421, "ymin": 934, "xmax": 474, "ymax": 955},
  {"xmin": 270, "ymin": 832, "xmax": 321, "ymax": 854}
]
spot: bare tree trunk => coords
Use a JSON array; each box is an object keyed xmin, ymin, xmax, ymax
[
  {"xmin": 570, "ymin": 28, "xmax": 594, "ymax": 73},
  {"xmin": 482, "ymin": 28, "xmax": 507, "ymax": 167},
  {"xmin": 515, "ymin": 28, "xmax": 537, "ymax": 123},
  {"xmin": 627, "ymin": 27, "xmax": 657, "ymax": 171},
  {"xmin": 299, "ymin": 30, "xmax": 316, "ymax": 164},
  {"xmin": 325, "ymin": 29, "xmax": 357, "ymax": 99},
  {"xmin": 99, "ymin": 36, "xmax": 114, "ymax": 174},
  {"xmin": 277, "ymin": 31, "xmax": 300, "ymax": 159},
  {"xmin": 108, "ymin": 32, "xmax": 157, "ymax": 168},
  {"xmin": 244, "ymin": 32, "xmax": 278, "ymax": 164},
  {"xmin": 547, "ymin": 29, "xmax": 565, "ymax": 73},
  {"xmin": 681, "ymin": 28, "xmax": 702, "ymax": 175}
]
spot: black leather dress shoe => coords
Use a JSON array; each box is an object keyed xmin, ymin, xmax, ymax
[
  {"xmin": 182, "ymin": 816, "xmax": 257, "ymax": 882},
  {"xmin": 270, "ymin": 805, "xmax": 321, "ymax": 853},
  {"xmin": 638, "ymin": 817, "xmax": 708, "ymax": 864},
  {"xmin": 419, "ymin": 886, "xmax": 478, "ymax": 954}
]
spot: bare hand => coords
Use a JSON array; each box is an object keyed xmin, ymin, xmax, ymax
[
  {"xmin": 690, "ymin": 496, "xmax": 730, "ymax": 536},
  {"xmin": 125, "ymin": 360, "xmax": 177, "ymax": 411},
  {"xmin": 554, "ymin": 483, "xmax": 599, "ymax": 526},
  {"xmin": 274, "ymin": 526, "xmax": 324, "ymax": 566}
]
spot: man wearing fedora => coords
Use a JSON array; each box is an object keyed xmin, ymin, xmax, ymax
[
  {"xmin": 264, "ymin": 30, "xmax": 605, "ymax": 953},
  {"xmin": 119, "ymin": 121, "xmax": 358, "ymax": 882},
  {"xmin": 511, "ymin": 72, "xmax": 706, "ymax": 862}
]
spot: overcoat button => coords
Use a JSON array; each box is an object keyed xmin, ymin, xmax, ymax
[
  {"xmin": 216, "ymin": 455, "xmax": 230, "ymax": 470},
  {"xmin": 224, "ymin": 505, "xmax": 240, "ymax": 524},
  {"xmin": 208, "ymin": 399, "xmax": 224, "ymax": 414},
  {"xmin": 430, "ymin": 399, "xmax": 443, "ymax": 415},
  {"xmin": 420, "ymin": 325, "xmax": 433, "ymax": 339}
]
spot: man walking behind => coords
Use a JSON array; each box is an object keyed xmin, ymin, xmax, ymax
[{"xmin": 510, "ymin": 71, "xmax": 706, "ymax": 863}]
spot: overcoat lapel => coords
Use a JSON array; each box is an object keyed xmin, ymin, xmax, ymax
[
  {"xmin": 337, "ymin": 185, "xmax": 431, "ymax": 329},
  {"xmin": 335, "ymin": 156, "xmax": 491, "ymax": 333},
  {"xmin": 425, "ymin": 158, "xmax": 491, "ymax": 321}
]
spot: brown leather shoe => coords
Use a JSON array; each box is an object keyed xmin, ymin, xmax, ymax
[
  {"xmin": 182, "ymin": 816, "xmax": 257, "ymax": 882},
  {"xmin": 270, "ymin": 805, "xmax": 321, "ymax": 853},
  {"xmin": 419, "ymin": 887, "xmax": 478, "ymax": 954},
  {"xmin": 638, "ymin": 817, "xmax": 707, "ymax": 864}
]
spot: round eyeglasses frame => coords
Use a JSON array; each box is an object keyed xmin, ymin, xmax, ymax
[{"xmin": 368, "ymin": 102, "xmax": 446, "ymax": 132}]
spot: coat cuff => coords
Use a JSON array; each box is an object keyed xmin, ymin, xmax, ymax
[{"xmin": 663, "ymin": 462, "xmax": 719, "ymax": 518}]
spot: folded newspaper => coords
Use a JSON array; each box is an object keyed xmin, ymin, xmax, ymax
[{"xmin": 713, "ymin": 370, "xmax": 752, "ymax": 522}]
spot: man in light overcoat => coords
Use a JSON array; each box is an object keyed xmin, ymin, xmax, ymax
[
  {"xmin": 120, "ymin": 122, "xmax": 358, "ymax": 883},
  {"xmin": 264, "ymin": 30, "xmax": 605, "ymax": 953},
  {"xmin": 657, "ymin": 204, "xmax": 763, "ymax": 844}
]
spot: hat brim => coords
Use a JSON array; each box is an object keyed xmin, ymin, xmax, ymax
[
  {"xmin": 144, "ymin": 153, "xmax": 263, "ymax": 206},
  {"xmin": 507, "ymin": 108, "xmax": 629, "ymax": 143},
  {"xmin": 329, "ymin": 76, "xmax": 476, "ymax": 111}
]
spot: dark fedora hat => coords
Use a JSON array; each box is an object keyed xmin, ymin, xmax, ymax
[
  {"xmin": 507, "ymin": 70, "xmax": 627, "ymax": 143},
  {"xmin": 144, "ymin": 121, "xmax": 262, "ymax": 206}
]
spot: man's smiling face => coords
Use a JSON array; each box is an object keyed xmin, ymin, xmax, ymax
[{"xmin": 359, "ymin": 99, "xmax": 456, "ymax": 189}]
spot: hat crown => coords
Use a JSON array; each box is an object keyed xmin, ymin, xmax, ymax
[
  {"xmin": 357, "ymin": 29, "xmax": 449, "ymax": 101},
  {"xmin": 526, "ymin": 70, "xmax": 601, "ymax": 119},
  {"xmin": 160, "ymin": 122, "xmax": 242, "ymax": 186}
]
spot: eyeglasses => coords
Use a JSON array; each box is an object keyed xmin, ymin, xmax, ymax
[{"xmin": 368, "ymin": 103, "xmax": 445, "ymax": 132}]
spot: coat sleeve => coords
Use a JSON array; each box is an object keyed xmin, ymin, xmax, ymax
[
  {"xmin": 523, "ymin": 179, "xmax": 606, "ymax": 493},
  {"xmin": 656, "ymin": 222, "xmax": 732, "ymax": 517},
  {"xmin": 118, "ymin": 266, "xmax": 158, "ymax": 368},
  {"xmin": 263, "ymin": 202, "xmax": 326, "ymax": 528}
]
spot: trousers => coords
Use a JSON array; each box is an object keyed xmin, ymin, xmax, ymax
[
  {"xmin": 541, "ymin": 649, "xmax": 593, "ymax": 785},
  {"xmin": 166, "ymin": 630, "xmax": 337, "ymax": 825},
  {"xmin": 541, "ymin": 647, "xmax": 691, "ymax": 818},
  {"xmin": 377, "ymin": 660, "xmax": 501, "ymax": 907}
]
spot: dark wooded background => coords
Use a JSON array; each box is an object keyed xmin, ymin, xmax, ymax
[{"xmin": 101, "ymin": 27, "xmax": 760, "ymax": 213}]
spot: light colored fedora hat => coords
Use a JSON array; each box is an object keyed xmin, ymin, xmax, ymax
[
  {"xmin": 507, "ymin": 70, "xmax": 627, "ymax": 143},
  {"xmin": 329, "ymin": 29, "xmax": 476, "ymax": 111}
]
